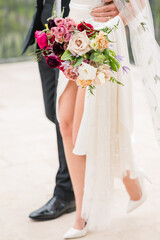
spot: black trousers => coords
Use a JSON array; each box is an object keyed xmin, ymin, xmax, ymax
[{"xmin": 38, "ymin": 56, "xmax": 74, "ymax": 201}]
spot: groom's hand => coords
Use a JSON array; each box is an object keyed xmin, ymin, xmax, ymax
[{"xmin": 91, "ymin": 0, "xmax": 119, "ymax": 22}]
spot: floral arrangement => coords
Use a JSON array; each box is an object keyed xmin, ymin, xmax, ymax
[{"xmin": 35, "ymin": 7, "xmax": 130, "ymax": 94}]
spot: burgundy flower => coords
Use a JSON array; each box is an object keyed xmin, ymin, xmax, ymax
[
  {"xmin": 48, "ymin": 19, "xmax": 56, "ymax": 30},
  {"xmin": 53, "ymin": 42, "xmax": 65, "ymax": 56},
  {"xmin": 46, "ymin": 55, "xmax": 61, "ymax": 69},
  {"xmin": 77, "ymin": 22, "xmax": 95, "ymax": 37},
  {"xmin": 42, "ymin": 47, "xmax": 53, "ymax": 58}
]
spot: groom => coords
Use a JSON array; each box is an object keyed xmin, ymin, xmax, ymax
[{"xmin": 22, "ymin": 0, "xmax": 119, "ymax": 221}]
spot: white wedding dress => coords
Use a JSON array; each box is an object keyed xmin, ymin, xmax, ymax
[{"xmin": 56, "ymin": 0, "xmax": 139, "ymax": 231}]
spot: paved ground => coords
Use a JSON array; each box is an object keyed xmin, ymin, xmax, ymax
[{"xmin": 0, "ymin": 61, "xmax": 160, "ymax": 240}]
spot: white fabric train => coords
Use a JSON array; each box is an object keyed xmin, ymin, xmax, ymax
[{"xmin": 113, "ymin": 0, "xmax": 160, "ymax": 144}]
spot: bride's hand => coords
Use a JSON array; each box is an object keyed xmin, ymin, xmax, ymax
[{"xmin": 90, "ymin": 0, "xmax": 119, "ymax": 22}]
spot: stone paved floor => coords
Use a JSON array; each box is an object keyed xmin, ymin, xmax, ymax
[{"xmin": 0, "ymin": 61, "xmax": 160, "ymax": 240}]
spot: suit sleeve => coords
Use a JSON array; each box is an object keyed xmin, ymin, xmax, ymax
[{"xmin": 22, "ymin": 0, "xmax": 44, "ymax": 54}]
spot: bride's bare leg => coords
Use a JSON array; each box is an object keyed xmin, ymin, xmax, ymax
[
  {"xmin": 123, "ymin": 171, "xmax": 142, "ymax": 201},
  {"xmin": 59, "ymin": 82, "xmax": 86, "ymax": 230},
  {"xmin": 72, "ymin": 87, "xmax": 86, "ymax": 145},
  {"xmin": 72, "ymin": 87, "xmax": 86, "ymax": 229}
]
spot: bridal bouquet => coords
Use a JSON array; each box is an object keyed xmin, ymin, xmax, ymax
[{"xmin": 35, "ymin": 10, "xmax": 129, "ymax": 94}]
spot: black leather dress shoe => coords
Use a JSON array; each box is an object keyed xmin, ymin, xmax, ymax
[{"xmin": 29, "ymin": 196, "xmax": 75, "ymax": 221}]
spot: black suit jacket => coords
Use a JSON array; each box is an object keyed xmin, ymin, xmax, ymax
[{"xmin": 22, "ymin": 0, "xmax": 70, "ymax": 54}]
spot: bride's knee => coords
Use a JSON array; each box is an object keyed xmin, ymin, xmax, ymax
[{"xmin": 59, "ymin": 118, "xmax": 73, "ymax": 138}]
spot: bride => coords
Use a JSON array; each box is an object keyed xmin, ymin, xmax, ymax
[{"xmin": 56, "ymin": 0, "xmax": 160, "ymax": 238}]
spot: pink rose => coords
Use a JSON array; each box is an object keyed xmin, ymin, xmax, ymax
[
  {"xmin": 54, "ymin": 17, "xmax": 66, "ymax": 26},
  {"xmin": 35, "ymin": 31, "xmax": 48, "ymax": 49},
  {"xmin": 64, "ymin": 32, "xmax": 71, "ymax": 42},
  {"xmin": 64, "ymin": 66, "xmax": 79, "ymax": 81},
  {"xmin": 66, "ymin": 21, "xmax": 75, "ymax": 32},
  {"xmin": 65, "ymin": 17, "xmax": 76, "ymax": 26},
  {"xmin": 51, "ymin": 27, "xmax": 56, "ymax": 34},
  {"xmin": 54, "ymin": 25, "xmax": 67, "ymax": 38},
  {"xmin": 65, "ymin": 17, "xmax": 73, "ymax": 22}
]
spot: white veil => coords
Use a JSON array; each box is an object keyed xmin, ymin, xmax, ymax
[{"xmin": 111, "ymin": 0, "xmax": 160, "ymax": 144}]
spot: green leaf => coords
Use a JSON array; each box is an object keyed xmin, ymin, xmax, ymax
[
  {"xmin": 73, "ymin": 57, "xmax": 84, "ymax": 67},
  {"xmin": 109, "ymin": 77, "xmax": 124, "ymax": 86},
  {"xmin": 61, "ymin": 7, "xmax": 65, "ymax": 18},
  {"xmin": 109, "ymin": 49, "xmax": 116, "ymax": 57},
  {"xmin": 103, "ymin": 49, "xmax": 109, "ymax": 59},
  {"xmin": 83, "ymin": 53, "xmax": 90, "ymax": 60},
  {"xmin": 61, "ymin": 50, "xmax": 72, "ymax": 61},
  {"xmin": 88, "ymin": 85, "xmax": 96, "ymax": 95},
  {"xmin": 98, "ymin": 20, "xmax": 120, "ymax": 34},
  {"xmin": 109, "ymin": 60, "xmax": 118, "ymax": 72},
  {"xmin": 109, "ymin": 55, "xmax": 120, "ymax": 70},
  {"xmin": 115, "ymin": 80, "xmax": 124, "ymax": 86}
]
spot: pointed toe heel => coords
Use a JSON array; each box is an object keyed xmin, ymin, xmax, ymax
[
  {"xmin": 63, "ymin": 225, "xmax": 88, "ymax": 239},
  {"xmin": 127, "ymin": 168, "xmax": 152, "ymax": 214}
]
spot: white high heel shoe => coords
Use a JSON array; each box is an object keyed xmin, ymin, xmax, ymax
[
  {"xmin": 63, "ymin": 225, "xmax": 88, "ymax": 239},
  {"xmin": 127, "ymin": 168, "xmax": 152, "ymax": 214}
]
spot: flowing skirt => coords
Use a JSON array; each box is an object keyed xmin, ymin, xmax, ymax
[{"xmin": 56, "ymin": 15, "xmax": 138, "ymax": 230}]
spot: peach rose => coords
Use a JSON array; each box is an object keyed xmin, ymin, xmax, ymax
[
  {"xmin": 76, "ymin": 78, "xmax": 93, "ymax": 87},
  {"xmin": 68, "ymin": 31, "xmax": 91, "ymax": 56},
  {"xmin": 95, "ymin": 32, "xmax": 109, "ymax": 52}
]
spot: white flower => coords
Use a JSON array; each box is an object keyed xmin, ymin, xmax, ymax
[
  {"xmin": 90, "ymin": 39, "xmax": 98, "ymax": 51},
  {"xmin": 97, "ymin": 72, "xmax": 106, "ymax": 84},
  {"xmin": 78, "ymin": 62, "xmax": 97, "ymax": 80}
]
